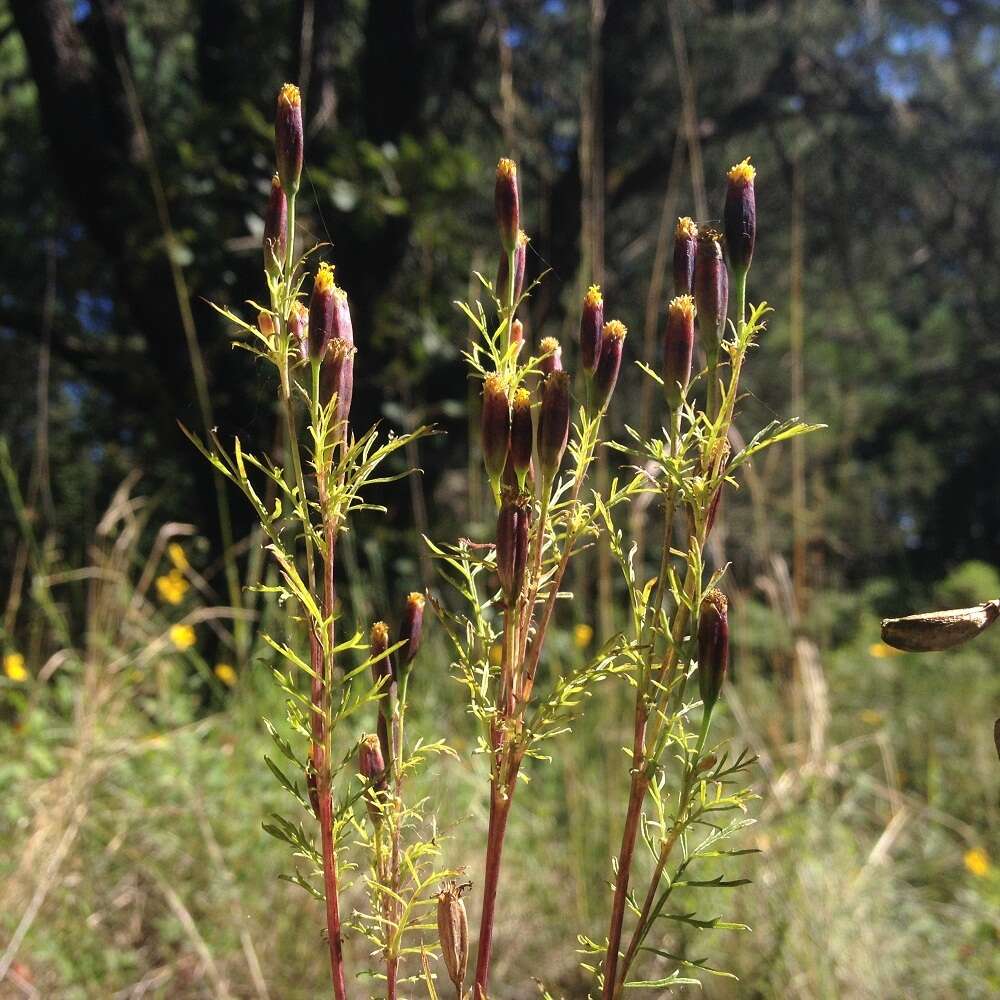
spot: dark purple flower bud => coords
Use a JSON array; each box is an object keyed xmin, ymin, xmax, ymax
[
  {"xmin": 724, "ymin": 158, "xmax": 756, "ymax": 277},
  {"xmin": 672, "ymin": 216, "xmax": 698, "ymax": 296},
  {"xmin": 593, "ymin": 320, "xmax": 627, "ymax": 413},
  {"xmin": 694, "ymin": 229, "xmax": 729, "ymax": 359},
  {"xmin": 359, "ymin": 733, "xmax": 387, "ymax": 826},
  {"xmin": 698, "ymin": 589, "xmax": 729, "ymax": 714},
  {"xmin": 287, "ymin": 302, "xmax": 309, "ymax": 362},
  {"xmin": 275, "ymin": 84, "xmax": 304, "ymax": 196},
  {"xmin": 397, "ymin": 592, "xmax": 425, "ymax": 671},
  {"xmin": 496, "ymin": 229, "xmax": 529, "ymax": 306},
  {"xmin": 263, "ymin": 174, "xmax": 287, "ymax": 279},
  {"xmin": 579, "ymin": 285, "xmax": 604, "ymax": 375},
  {"xmin": 308, "ymin": 263, "xmax": 336, "ymax": 361},
  {"xmin": 663, "ymin": 295, "xmax": 695, "ymax": 410},
  {"xmin": 537, "ymin": 371, "xmax": 570, "ymax": 483},
  {"xmin": 319, "ymin": 287, "xmax": 355, "ymax": 435},
  {"xmin": 496, "ymin": 491, "xmax": 531, "ymax": 602},
  {"xmin": 370, "ymin": 621, "xmax": 392, "ymax": 690},
  {"xmin": 495, "ymin": 158, "xmax": 520, "ymax": 254},
  {"xmin": 510, "ymin": 388, "xmax": 533, "ymax": 489},
  {"xmin": 481, "ymin": 375, "xmax": 511, "ymax": 495},
  {"xmin": 539, "ymin": 336, "xmax": 562, "ymax": 374}
]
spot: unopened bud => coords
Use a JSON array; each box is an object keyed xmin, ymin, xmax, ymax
[
  {"xmin": 510, "ymin": 318, "xmax": 525, "ymax": 356},
  {"xmin": 663, "ymin": 295, "xmax": 695, "ymax": 410},
  {"xmin": 497, "ymin": 229, "xmax": 529, "ymax": 306},
  {"xmin": 694, "ymin": 229, "xmax": 729, "ymax": 359},
  {"xmin": 481, "ymin": 376, "xmax": 511, "ymax": 495},
  {"xmin": 370, "ymin": 621, "xmax": 392, "ymax": 690},
  {"xmin": 510, "ymin": 388, "xmax": 533, "ymax": 489},
  {"xmin": 397, "ymin": 592, "xmax": 425, "ymax": 671},
  {"xmin": 724, "ymin": 158, "xmax": 756, "ymax": 277},
  {"xmin": 319, "ymin": 287, "xmax": 355, "ymax": 435},
  {"xmin": 495, "ymin": 158, "xmax": 520, "ymax": 254},
  {"xmin": 496, "ymin": 491, "xmax": 531, "ymax": 602},
  {"xmin": 436, "ymin": 881, "xmax": 469, "ymax": 995},
  {"xmin": 263, "ymin": 174, "xmax": 287, "ymax": 279},
  {"xmin": 308, "ymin": 263, "xmax": 337, "ymax": 361},
  {"xmin": 539, "ymin": 336, "xmax": 562, "ymax": 374},
  {"xmin": 698, "ymin": 590, "xmax": 729, "ymax": 714},
  {"xmin": 359, "ymin": 734, "xmax": 387, "ymax": 826},
  {"xmin": 672, "ymin": 217, "xmax": 698, "ymax": 296},
  {"xmin": 288, "ymin": 302, "xmax": 309, "ymax": 362},
  {"xmin": 258, "ymin": 310, "xmax": 276, "ymax": 345},
  {"xmin": 579, "ymin": 285, "xmax": 604, "ymax": 375},
  {"xmin": 537, "ymin": 370, "xmax": 570, "ymax": 483},
  {"xmin": 275, "ymin": 84, "xmax": 304, "ymax": 196},
  {"xmin": 593, "ymin": 320, "xmax": 627, "ymax": 413},
  {"xmin": 880, "ymin": 600, "xmax": 1000, "ymax": 652}
]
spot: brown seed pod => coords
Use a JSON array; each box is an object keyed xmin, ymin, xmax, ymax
[
  {"xmin": 880, "ymin": 600, "xmax": 1000, "ymax": 652},
  {"xmin": 436, "ymin": 881, "xmax": 470, "ymax": 995}
]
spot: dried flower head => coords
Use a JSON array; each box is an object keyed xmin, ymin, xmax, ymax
[{"xmin": 436, "ymin": 881, "xmax": 470, "ymax": 994}]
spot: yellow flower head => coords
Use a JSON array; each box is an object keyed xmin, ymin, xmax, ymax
[
  {"xmin": 4, "ymin": 653, "xmax": 27, "ymax": 682},
  {"xmin": 668, "ymin": 294, "xmax": 696, "ymax": 321},
  {"xmin": 167, "ymin": 542, "xmax": 189, "ymax": 571},
  {"xmin": 585, "ymin": 284, "xmax": 603, "ymax": 308},
  {"xmin": 603, "ymin": 319, "xmax": 627, "ymax": 342},
  {"xmin": 573, "ymin": 623, "xmax": 594, "ymax": 649},
  {"xmin": 170, "ymin": 624, "xmax": 196, "ymax": 650},
  {"xmin": 214, "ymin": 663, "xmax": 238, "ymax": 687},
  {"xmin": 497, "ymin": 157, "xmax": 517, "ymax": 180},
  {"xmin": 675, "ymin": 216, "xmax": 698, "ymax": 240},
  {"xmin": 964, "ymin": 848, "xmax": 990, "ymax": 878},
  {"xmin": 868, "ymin": 641, "xmax": 904, "ymax": 659},
  {"xmin": 278, "ymin": 82, "xmax": 301, "ymax": 108},
  {"xmin": 727, "ymin": 157, "xmax": 756, "ymax": 185},
  {"xmin": 156, "ymin": 570, "xmax": 189, "ymax": 606}
]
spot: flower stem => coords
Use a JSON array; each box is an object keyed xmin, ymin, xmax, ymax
[{"xmin": 473, "ymin": 780, "xmax": 515, "ymax": 999}]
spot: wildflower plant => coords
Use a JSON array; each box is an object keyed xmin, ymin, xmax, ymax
[{"xmin": 188, "ymin": 85, "xmax": 458, "ymax": 998}]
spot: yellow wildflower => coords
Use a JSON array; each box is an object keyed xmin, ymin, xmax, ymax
[
  {"xmin": 170, "ymin": 624, "xmax": 196, "ymax": 650},
  {"xmin": 868, "ymin": 641, "xmax": 904, "ymax": 659},
  {"xmin": 214, "ymin": 663, "xmax": 238, "ymax": 687},
  {"xmin": 4, "ymin": 653, "xmax": 27, "ymax": 682},
  {"xmin": 573, "ymin": 623, "xmax": 594, "ymax": 648},
  {"xmin": 156, "ymin": 569, "xmax": 189, "ymax": 606},
  {"xmin": 860, "ymin": 709, "xmax": 884, "ymax": 726},
  {"xmin": 964, "ymin": 848, "xmax": 990, "ymax": 878},
  {"xmin": 167, "ymin": 543, "xmax": 189, "ymax": 571}
]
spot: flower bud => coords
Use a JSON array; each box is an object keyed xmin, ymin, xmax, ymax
[
  {"xmin": 672, "ymin": 217, "xmax": 698, "ymax": 296},
  {"xmin": 359, "ymin": 733, "xmax": 387, "ymax": 826},
  {"xmin": 698, "ymin": 590, "xmax": 729, "ymax": 714},
  {"xmin": 308, "ymin": 263, "xmax": 337, "ymax": 361},
  {"xmin": 579, "ymin": 284, "xmax": 604, "ymax": 375},
  {"xmin": 263, "ymin": 174, "xmax": 287, "ymax": 279},
  {"xmin": 694, "ymin": 229, "xmax": 729, "ymax": 359},
  {"xmin": 496, "ymin": 229, "xmax": 529, "ymax": 306},
  {"xmin": 510, "ymin": 388, "xmax": 533, "ymax": 489},
  {"xmin": 724, "ymin": 158, "xmax": 756, "ymax": 277},
  {"xmin": 663, "ymin": 295, "xmax": 695, "ymax": 410},
  {"xmin": 319, "ymin": 287, "xmax": 355, "ymax": 434},
  {"xmin": 537, "ymin": 370, "xmax": 570, "ymax": 483},
  {"xmin": 539, "ymin": 336, "xmax": 562, "ymax": 374},
  {"xmin": 258, "ymin": 310, "xmax": 276, "ymax": 345},
  {"xmin": 880, "ymin": 600, "xmax": 1000, "ymax": 652},
  {"xmin": 511, "ymin": 318, "xmax": 525, "ymax": 356},
  {"xmin": 275, "ymin": 83, "xmax": 304, "ymax": 196},
  {"xmin": 481, "ymin": 376, "xmax": 511, "ymax": 494},
  {"xmin": 496, "ymin": 490, "xmax": 531, "ymax": 602},
  {"xmin": 436, "ymin": 882, "xmax": 469, "ymax": 996},
  {"xmin": 370, "ymin": 620, "xmax": 392, "ymax": 690},
  {"xmin": 397, "ymin": 592, "xmax": 425, "ymax": 671},
  {"xmin": 593, "ymin": 320, "xmax": 627, "ymax": 413},
  {"xmin": 288, "ymin": 302, "xmax": 309, "ymax": 362},
  {"xmin": 495, "ymin": 158, "xmax": 520, "ymax": 254}
]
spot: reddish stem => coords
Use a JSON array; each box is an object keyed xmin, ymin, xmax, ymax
[
  {"xmin": 473, "ymin": 779, "xmax": 515, "ymax": 999},
  {"xmin": 319, "ymin": 768, "xmax": 349, "ymax": 1000}
]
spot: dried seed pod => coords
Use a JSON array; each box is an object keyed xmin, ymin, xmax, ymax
[
  {"xmin": 436, "ymin": 881, "xmax": 469, "ymax": 995},
  {"xmin": 496, "ymin": 229, "xmax": 529, "ymax": 306},
  {"xmin": 308, "ymin": 263, "xmax": 337, "ymax": 361},
  {"xmin": 537, "ymin": 370, "xmax": 570, "ymax": 483},
  {"xmin": 275, "ymin": 83, "xmax": 303, "ymax": 196},
  {"xmin": 698, "ymin": 589, "xmax": 729, "ymax": 714},
  {"xmin": 672, "ymin": 216, "xmax": 698, "ymax": 296},
  {"xmin": 593, "ymin": 319, "xmax": 627, "ymax": 413},
  {"xmin": 724, "ymin": 158, "xmax": 756, "ymax": 278},
  {"xmin": 880, "ymin": 600, "xmax": 1000, "ymax": 652},
  {"xmin": 495, "ymin": 158, "xmax": 520, "ymax": 254},
  {"xmin": 539, "ymin": 336, "xmax": 563, "ymax": 374},
  {"xmin": 263, "ymin": 174, "xmax": 287, "ymax": 279},
  {"xmin": 579, "ymin": 284, "xmax": 604, "ymax": 375},
  {"xmin": 287, "ymin": 301, "xmax": 309, "ymax": 362},
  {"xmin": 510, "ymin": 388, "xmax": 534, "ymax": 489},
  {"xmin": 663, "ymin": 295, "xmax": 695, "ymax": 410},
  {"xmin": 693, "ymin": 229, "xmax": 729, "ymax": 359},
  {"xmin": 397, "ymin": 592, "xmax": 425, "ymax": 671},
  {"xmin": 496, "ymin": 490, "xmax": 531, "ymax": 602},
  {"xmin": 481, "ymin": 375, "xmax": 511, "ymax": 495}
]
